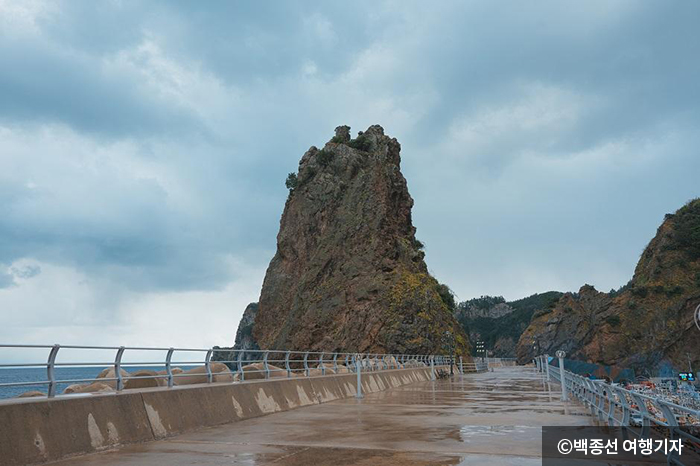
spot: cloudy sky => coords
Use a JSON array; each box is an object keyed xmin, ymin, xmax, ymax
[{"xmin": 1, "ymin": 1, "xmax": 699, "ymax": 354}]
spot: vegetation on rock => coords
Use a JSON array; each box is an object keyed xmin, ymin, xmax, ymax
[
  {"xmin": 516, "ymin": 199, "xmax": 700, "ymax": 375},
  {"xmin": 285, "ymin": 172, "xmax": 298, "ymax": 192},
  {"xmin": 456, "ymin": 292, "xmax": 563, "ymax": 357}
]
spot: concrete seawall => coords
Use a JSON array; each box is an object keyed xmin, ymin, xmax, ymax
[{"xmin": 0, "ymin": 366, "xmax": 442, "ymax": 466}]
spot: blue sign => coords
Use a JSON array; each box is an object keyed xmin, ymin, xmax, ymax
[{"xmin": 678, "ymin": 372, "xmax": 695, "ymax": 382}]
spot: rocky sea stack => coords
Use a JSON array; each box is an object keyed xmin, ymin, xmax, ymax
[
  {"xmin": 237, "ymin": 125, "xmax": 470, "ymax": 357},
  {"xmin": 516, "ymin": 199, "xmax": 700, "ymax": 374}
]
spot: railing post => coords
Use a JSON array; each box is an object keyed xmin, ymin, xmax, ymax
[
  {"xmin": 655, "ymin": 400, "xmax": 679, "ymax": 463},
  {"xmin": 205, "ymin": 349, "xmax": 213, "ymax": 384},
  {"xmin": 263, "ymin": 351, "xmax": 270, "ymax": 379},
  {"xmin": 285, "ymin": 351, "xmax": 291, "ymax": 378},
  {"xmin": 237, "ymin": 350, "xmax": 244, "ymax": 382},
  {"xmin": 166, "ymin": 347, "xmax": 175, "ymax": 388},
  {"xmin": 544, "ymin": 355, "xmax": 550, "ymax": 381},
  {"xmin": 430, "ymin": 356, "xmax": 435, "ymax": 380},
  {"xmin": 629, "ymin": 392, "xmax": 650, "ymax": 439},
  {"xmin": 586, "ymin": 379, "xmax": 598, "ymax": 416},
  {"xmin": 594, "ymin": 382, "xmax": 606, "ymax": 422},
  {"xmin": 355, "ymin": 355, "xmax": 363, "ymax": 399},
  {"xmin": 47, "ymin": 344, "xmax": 60, "ymax": 398},
  {"xmin": 459, "ymin": 356, "xmax": 463, "ymax": 374},
  {"xmin": 115, "ymin": 346, "xmax": 125, "ymax": 391},
  {"xmin": 333, "ymin": 353, "xmax": 338, "ymax": 373},
  {"xmin": 319, "ymin": 353, "xmax": 325, "ymax": 376},
  {"xmin": 606, "ymin": 387, "xmax": 616, "ymax": 426},
  {"xmin": 344, "ymin": 354, "xmax": 351, "ymax": 372},
  {"xmin": 303, "ymin": 352, "xmax": 309, "ymax": 377},
  {"xmin": 556, "ymin": 351, "xmax": 568, "ymax": 401}
]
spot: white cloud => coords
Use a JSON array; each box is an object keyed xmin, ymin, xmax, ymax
[
  {"xmin": 102, "ymin": 36, "xmax": 241, "ymax": 136},
  {"xmin": 0, "ymin": 256, "xmax": 265, "ymax": 362},
  {"xmin": 303, "ymin": 13, "xmax": 337, "ymax": 47},
  {"xmin": 0, "ymin": 0, "xmax": 54, "ymax": 36},
  {"xmin": 439, "ymin": 83, "xmax": 599, "ymax": 169}
]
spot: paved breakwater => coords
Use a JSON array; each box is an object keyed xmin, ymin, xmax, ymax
[{"xmin": 0, "ymin": 366, "xmax": 441, "ymax": 466}]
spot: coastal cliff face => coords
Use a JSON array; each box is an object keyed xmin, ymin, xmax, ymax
[
  {"xmin": 212, "ymin": 302, "xmax": 259, "ymax": 365},
  {"xmin": 517, "ymin": 199, "xmax": 700, "ymax": 374},
  {"xmin": 248, "ymin": 125, "xmax": 470, "ymax": 356},
  {"xmin": 456, "ymin": 292, "xmax": 562, "ymax": 358},
  {"xmin": 233, "ymin": 303, "xmax": 259, "ymax": 351}
]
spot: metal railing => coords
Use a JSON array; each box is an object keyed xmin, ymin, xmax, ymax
[
  {"xmin": 535, "ymin": 355, "xmax": 700, "ymax": 466},
  {"xmin": 485, "ymin": 357, "xmax": 517, "ymax": 367},
  {"xmin": 0, "ymin": 344, "xmax": 472, "ymax": 400},
  {"xmin": 461, "ymin": 360, "xmax": 489, "ymax": 373}
]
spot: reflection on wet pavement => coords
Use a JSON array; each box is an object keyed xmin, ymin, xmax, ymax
[{"xmin": 54, "ymin": 367, "xmax": 595, "ymax": 465}]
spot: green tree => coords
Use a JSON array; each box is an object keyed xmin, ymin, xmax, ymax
[{"xmin": 285, "ymin": 172, "xmax": 298, "ymax": 191}]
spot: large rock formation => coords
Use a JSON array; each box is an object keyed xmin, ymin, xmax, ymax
[
  {"xmin": 233, "ymin": 302, "xmax": 259, "ymax": 352},
  {"xmin": 456, "ymin": 296, "xmax": 515, "ymax": 320},
  {"xmin": 456, "ymin": 292, "xmax": 562, "ymax": 358},
  {"xmin": 245, "ymin": 125, "xmax": 470, "ymax": 356},
  {"xmin": 211, "ymin": 302, "xmax": 259, "ymax": 366},
  {"xmin": 517, "ymin": 199, "xmax": 700, "ymax": 374}
]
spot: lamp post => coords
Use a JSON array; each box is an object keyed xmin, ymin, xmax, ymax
[{"xmin": 556, "ymin": 350, "xmax": 567, "ymax": 401}]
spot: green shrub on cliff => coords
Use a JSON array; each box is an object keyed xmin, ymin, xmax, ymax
[
  {"xmin": 347, "ymin": 135, "xmax": 372, "ymax": 151},
  {"xmin": 285, "ymin": 173, "xmax": 298, "ymax": 191},
  {"xmin": 316, "ymin": 149, "xmax": 333, "ymax": 167},
  {"xmin": 672, "ymin": 198, "xmax": 700, "ymax": 259},
  {"xmin": 606, "ymin": 315, "xmax": 621, "ymax": 327},
  {"xmin": 435, "ymin": 283, "xmax": 456, "ymax": 310}
]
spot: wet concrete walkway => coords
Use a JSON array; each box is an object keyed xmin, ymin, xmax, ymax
[{"xmin": 54, "ymin": 367, "xmax": 594, "ymax": 465}]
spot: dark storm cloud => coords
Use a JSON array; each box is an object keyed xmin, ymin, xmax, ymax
[{"xmin": 1, "ymin": 0, "xmax": 699, "ymax": 302}]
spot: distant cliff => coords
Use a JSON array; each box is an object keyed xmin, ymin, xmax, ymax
[
  {"xmin": 456, "ymin": 292, "xmax": 563, "ymax": 357},
  {"xmin": 517, "ymin": 199, "xmax": 700, "ymax": 374},
  {"xmin": 212, "ymin": 302, "xmax": 259, "ymax": 366},
  {"xmin": 233, "ymin": 302, "xmax": 259, "ymax": 352},
  {"xmin": 239, "ymin": 125, "xmax": 470, "ymax": 357}
]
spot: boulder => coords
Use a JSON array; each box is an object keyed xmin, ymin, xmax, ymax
[
  {"xmin": 63, "ymin": 382, "xmax": 114, "ymax": 394},
  {"xmin": 95, "ymin": 367, "xmax": 131, "ymax": 388},
  {"xmin": 315, "ymin": 363, "xmax": 338, "ymax": 375},
  {"xmin": 17, "ymin": 390, "xmax": 45, "ymax": 398},
  {"xmin": 124, "ymin": 370, "xmax": 166, "ymax": 389},
  {"xmin": 234, "ymin": 363, "xmax": 287, "ymax": 380},
  {"xmin": 175, "ymin": 362, "xmax": 234, "ymax": 385}
]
